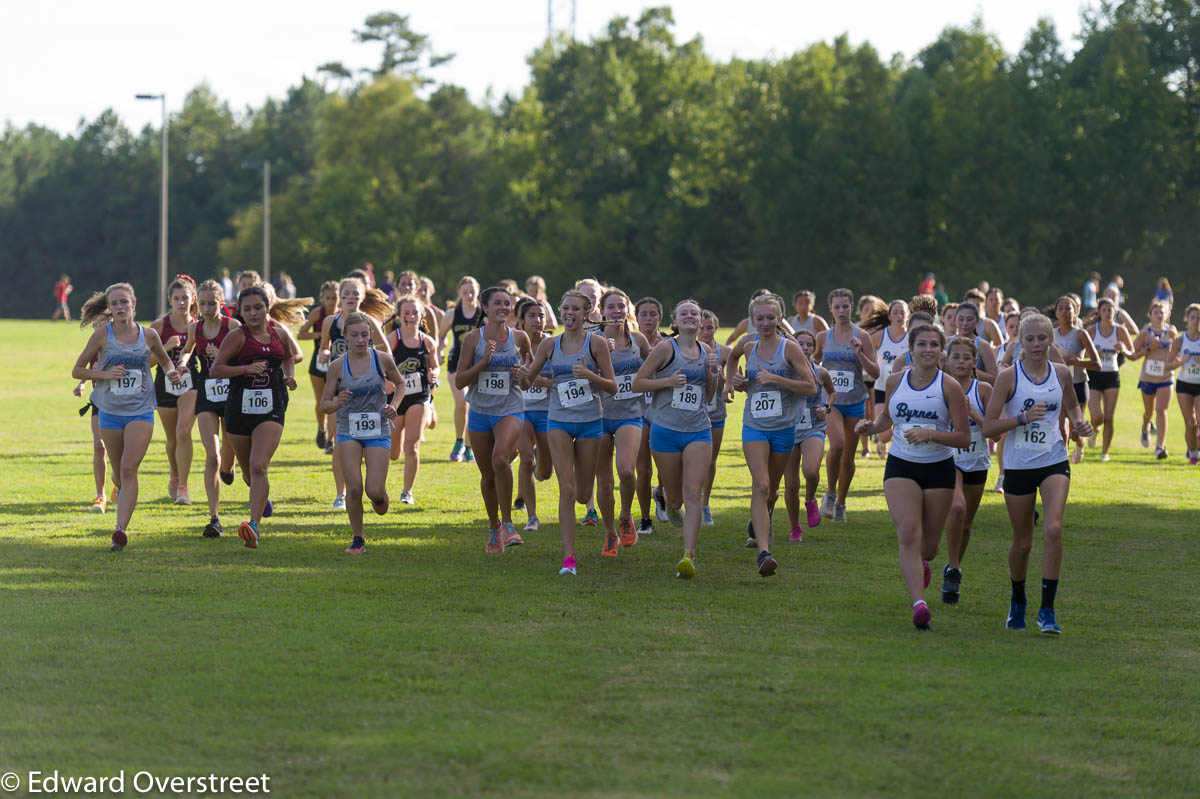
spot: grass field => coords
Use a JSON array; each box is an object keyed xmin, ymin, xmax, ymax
[{"xmin": 0, "ymin": 319, "xmax": 1197, "ymax": 798}]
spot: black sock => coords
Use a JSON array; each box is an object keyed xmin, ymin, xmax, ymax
[
  {"xmin": 1011, "ymin": 579, "xmax": 1026, "ymax": 604},
  {"xmin": 1041, "ymin": 578, "xmax": 1058, "ymax": 610}
]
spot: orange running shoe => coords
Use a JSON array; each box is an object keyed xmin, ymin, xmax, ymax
[
  {"xmin": 618, "ymin": 516, "xmax": 638, "ymax": 548},
  {"xmin": 602, "ymin": 532, "xmax": 619, "ymax": 557},
  {"xmin": 89, "ymin": 495, "xmax": 107, "ymax": 514},
  {"xmin": 238, "ymin": 520, "xmax": 259, "ymax": 549}
]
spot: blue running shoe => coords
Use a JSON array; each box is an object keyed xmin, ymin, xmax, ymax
[
  {"xmin": 263, "ymin": 498, "xmax": 274, "ymax": 518},
  {"xmin": 1006, "ymin": 600, "xmax": 1026, "ymax": 630},
  {"xmin": 1036, "ymin": 607, "xmax": 1061, "ymax": 635}
]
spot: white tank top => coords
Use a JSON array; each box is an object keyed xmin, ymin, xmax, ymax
[
  {"xmin": 1002, "ymin": 361, "xmax": 1067, "ymax": 469},
  {"xmin": 954, "ymin": 378, "xmax": 990, "ymax": 472},
  {"xmin": 876, "ymin": 327, "xmax": 908, "ymax": 383},
  {"xmin": 1178, "ymin": 332, "xmax": 1200, "ymax": 384},
  {"xmin": 1092, "ymin": 322, "xmax": 1120, "ymax": 372},
  {"xmin": 888, "ymin": 368, "xmax": 953, "ymax": 464}
]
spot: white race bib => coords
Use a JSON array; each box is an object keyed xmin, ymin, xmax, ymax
[
  {"xmin": 749, "ymin": 390, "xmax": 782, "ymax": 419},
  {"xmin": 165, "ymin": 371, "xmax": 193, "ymax": 396},
  {"xmin": 111, "ymin": 371, "xmax": 143, "ymax": 396},
  {"xmin": 478, "ymin": 370, "xmax": 510, "ymax": 396},
  {"xmin": 706, "ymin": 391, "xmax": 722, "ymax": 413},
  {"xmin": 1014, "ymin": 420, "xmax": 1053, "ymax": 452},
  {"xmin": 205, "ymin": 378, "xmax": 229, "ymax": 403},
  {"xmin": 828, "ymin": 369, "xmax": 854, "ymax": 394},
  {"xmin": 671, "ymin": 383, "xmax": 702, "ymax": 411},
  {"xmin": 1099, "ymin": 351, "xmax": 1118, "ymax": 372},
  {"xmin": 557, "ymin": 379, "xmax": 593, "ymax": 408},
  {"xmin": 1145, "ymin": 358, "xmax": 1166, "ymax": 378},
  {"xmin": 644, "ymin": 392, "xmax": 653, "ymax": 405},
  {"xmin": 795, "ymin": 405, "xmax": 812, "ymax": 431},
  {"xmin": 349, "ymin": 412, "xmax": 382, "ymax": 439},
  {"xmin": 613, "ymin": 374, "xmax": 636, "ymax": 400},
  {"xmin": 241, "ymin": 388, "xmax": 273, "ymax": 415},
  {"xmin": 522, "ymin": 384, "xmax": 546, "ymax": 403},
  {"xmin": 958, "ymin": 428, "xmax": 984, "ymax": 456},
  {"xmin": 897, "ymin": 423, "xmax": 937, "ymax": 451},
  {"xmin": 1181, "ymin": 360, "xmax": 1200, "ymax": 383},
  {"xmin": 403, "ymin": 371, "xmax": 423, "ymax": 396}
]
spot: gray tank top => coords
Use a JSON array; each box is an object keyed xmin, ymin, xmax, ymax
[
  {"xmin": 743, "ymin": 336, "xmax": 801, "ymax": 431},
  {"xmin": 795, "ymin": 363, "xmax": 827, "ymax": 441},
  {"xmin": 548, "ymin": 331, "xmax": 603, "ymax": 422},
  {"xmin": 822, "ymin": 325, "xmax": 867, "ymax": 404},
  {"xmin": 789, "ymin": 314, "xmax": 817, "ymax": 334},
  {"xmin": 336, "ymin": 349, "xmax": 393, "ymax": 440},
  {"xmin": 520, "ymin": 338, "xmax": 552, "ymax": 412},
  {"xmin": 91, "ymin": 323, "xmax": 156, "ymax": 416},
  {"xmin": 1053, "ymin": 325, "xmax": 1086, "ymax": 383},
  {"xmin": 706, "ymin": 346, "xmax": 727, "ymax": 424},
  {"xmin": 466, "ymin": 327, "xmax": 525, "ymax": 417},
  {"xmin": 603, "ymin": 335, "xmax": 645, "ymax": 421},
  {"xmin": 649, "ymin": 338, "xmax": 711, "ymax": 433}
]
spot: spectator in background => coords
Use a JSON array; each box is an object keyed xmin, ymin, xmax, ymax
[
  {"xmin": 51, "ymin": 274, "xmax": 73, "ymax": 320},
  {"xmin": 1082, "ymin": 271, "xmax": 1100, "ymax": 310},
  {"xmin": 219, "ymin": 268, "xmax": 235, "ymax": 302},
  {"xmin": 933, "ymin": 282, "xmax": 949, "ymax": 309},
  {"xmin": 919, "ymin": 272, "xmax": 935, "ymax": 295},
  {"xmin": 1155, "ymin": 277, "xmax": 1173, "ymax": 306},
  {"xmin": 362, "ymin": 262, "xmax": 376, "ymax": 288},
  {"xmin": 977, "ymin": 280, "xmax": 990, "ymax": 294},
  {"xmin": 278, "ymin": 271, "xmax": 297, "ymax": 299},
  {"xmin": 1106, "ymin": 274, "xmax": 1125, "ymax": 305},
  {"xmin": 524, "ymin": 274, "xmax": 558, "ymax": 330},
  {"xmin": 378, "ymin": 270, "xmax": 395, "ymax": 300}
]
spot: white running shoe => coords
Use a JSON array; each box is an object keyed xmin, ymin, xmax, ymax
[
  {"xmin": 399, "ymin": 490, "xmax": 414, "ymax": 505},
  {"xmin": 332, "ymin": 494, "xmax": 346, "ymax": 510},
  {"xmin": 523, "ymin": 515, "xmax": 540, "ymax": 532},
  {"xmin": 819, "ymin": 492, "xmax": 836, "ymax": 519},
  {"xmin": 701, "ymin": 506, "xmax": 715, "ymax": 526}
]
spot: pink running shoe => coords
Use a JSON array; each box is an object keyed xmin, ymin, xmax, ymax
[
  {"xmin": 788, "ymin": 525, "xmax": 804, "ymax": 542},
  {"xmin": 923, "ymin": 559, "xmax": 931, "ymax": 589},
  {"xmin": 805, "ymin": 500, "xmax": 821, "ymax": 529},
  {"xmin": 559, "ymin": 555, "xmax": 577, "ymax": 576},
  {"xmin": 912, "ymin": 601, "xmax": 932, "ymax": 630}
]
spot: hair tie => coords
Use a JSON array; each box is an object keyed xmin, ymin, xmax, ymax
[{"xmin": 175, "ymin": 274, "xmax": 195, "ymax": 285}]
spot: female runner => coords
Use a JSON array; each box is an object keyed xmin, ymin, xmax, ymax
[
  {"xmin": 983, "ymin": 313, "xmax": 1092, "ymax": 634},
  {"xmin": 635, "ymin": 296, "xmax": 665, "ymax": 535},
  {"xmin": 210, "ymin": 285, "xmax": 302, "ymax": 548},
  {"xmin": 1130, "ymin": 300, "xmax": 1177, "ymax": 459},
  {"xmin": 697, "ymin": 309, "xmax": 729, "ymax": 526},
  {"xmin": 72, "ymin": 283, "xmax": 181, "ymax": 550},
  {"xmin": 942, "ymin": 335, "xmax": 992, "ymax": 604},
  {"xmin": 1052, "ymin": 296, "xmax": 1100, "ymax": 463},
  {"xmin": 440, "ymin": 276, "xmax": 482, "ymax": 463},
  {"xmin": 815, "ymin": 288, "xmax": 878, "ymax": 522},
  {"xmin": 514, "ymin": 297, "xmax": 555, "ymax": 531},
  {"xmin": 955, "ymin": 302, "xmax": 1000, "ymax": 384},
  {"xmin": 855, "ymin": 323, "xmax": 969, "ymax": 629},
  {"xmin": 726, "ymin": 292, "xmax": 816, "ymax": 576},
  {"xmin": 322, "ymin": 312, "xmax": 407, "ymax": 554},
  {"xmin": 298, "ymin": 280, "xmax": 338, "ymax": 449},
  {"xmin": 783, "ymin": 328, "xmax": 834, "ymax": 542},
  {"xmin": 596, "ymin": 288, "xmax": 651, "ymax": 556},
  {"xmin": 179, "ymin": 280, "xmax": 240, "ymax": 537},
  {"xmin": 1085, "ymin": 297, "xmax": 1133, "ymax": 462},
  {"xmin": 787, "ymin": 290, "xmax": 829, "ymax": 336},
  {"xmin": 456, "ymin": 287, "xmax": 534, "ymax": 552},
  {"xmin": 151, "ymin": 276, "xmax": 201, "ymax": 504},
  {"xmin": 1169, "ymin": 303, "xmax": 1200, "ymax": 464},
  {"xmin": 941, "ymin": 303, "xmax": 959, "ymax": 338},
  {"xmin": 857, "ymin": 295, "xmax": 887, "ymax": 458},
  {"xmin": 386, "ymin": 294, "xmax": 439, "ymax": 504},
  {"xmin": 632, "ymin": 299, "xmax": 717, "ymax": 578},
  {"xmin": 519, "ymin": 290, "xmax": 616, "ymax": 575},
  {"xmin": 869, "ymin": 299, "xmax": 910, "ymax": 456}
]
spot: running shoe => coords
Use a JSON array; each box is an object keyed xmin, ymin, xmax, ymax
[
  {"xmin": 619, "ymin": 516, "xmax": 638, "ymax": 548},
  {"xmin": 219, "ymin": 470, "xmax": 235, "ymax": 486},
  {"xmin": 1156, "ymin": 446, "xmax": 1168, "ymax": 460},
  {"xmin": 238, "ymin": 520, "xmax": 259, "ymax": 549},
  {"xmin": 558, "ymin": 555, "xmax": 577, "ymax": 576},
  {"xmin": 701, "ymin": 505, "xmax": 715, "ymax": 526},
  {"xmin": 745, "ymin": 517, "xmax": 757, "ymax": 549},
  {"xmin": 832, "ymin": 503, "xmax": 847, "ymax": 523},
  {"xmin": 524, "ymin": 516, "xmax": 540, "ymax": 532},
  {"xmin": 819, "ymin": 492, "xmax": 836, "ymax": 519},
  {"xmin": 756, "ymin": 550, "xmax": 777, "ymax": 578},
  {"xmin": 174, "ymin": 487, "xmax": 192, "ymax": 506},
  {"xmin": 1100, "ymin": 453, "xmax": 1111, "ymax": 463},
  {"xmin": 993, "ymin": 475, "xmax": 1004, "ymax": 493},
  {"xmin": 324, "ymin": 440, "xmax": 334, "ymax": 455},
  {"xmin": 1087, "ymin": 431, "xmax": 1097, "ymax": 449},
  {"xmin": 316, "ymin": 429, "xmax": 327, "ymax": 449},
  {"xmin": 1070, "ymin": 443, "xmax": 1083, "ymax": 464},
  {"xmin": 1150, "ymin": 421, "xmax": 1157, "ymax": 436},
  {"xmin": 922, "ymin": 559, "xmax": 931, "ymax": 589},
  {"xmin": 1006, "ymin": 600, "xmax": 1026, "ymax": 630},
  {"xmin": 332, "ymin": 494, "xmax": 346, "ymax": 511},
  {"xmin": 111, "ymin": 483, "xmax": 120, "ymax": 503},
  {"xmin": 110, "ymin": 529, "xmax": 127, "ymax": 552},
  {"xmin": 668, "ymin": 506, "xmax": 683, "ymax": 527},
  {"xmin": 941, "ymin": 565, "xmax": 961, "ymax": 605},
  {"xmin": 912, "ymin": 601, "xmax": 932, "ymax": 630},
  {"xmin": 805, "ymin": 499, "xmax": 820, "ymax": 529},
  {"xmin": 168, "ymin": 476, "xmax": 178, "ymax": 502},
  {"xmin": 638, "ymin": 517, "xmax": 654, "ymax": 536},
  {"xmin": 582, "ymin": 508, "xmax": 599, "ymax": 526},
  {"xmin": 485, "ymin": 527, "xmax": 504, "ymax": 553},
  {"xmin": 202, "ymin": 517, "xmax": 223, "ymax": 538},
  {"xmin": 503, "ymin": 522, "xmax": 523, "ymax": 547},
  {"xmin": 1190, "ymin": 454, "xmax": 1199, "ymax": 466},
  {"xmin": 372, "ymin": 493, "xmax": 390, "ymax": 515},
  {"xmin": 788, "ymin": 525, "xmax": 804, "ymax": 543},
  {"xmin": 676, "ymin": 554, "xmax": 695, "ymax": 579},
  {"xmin": 1036, "ymin": 607, "xmax": 1062, "ymax": 635},
  {"xmin": 602, "ymin": 532, "xmax": 619, "ymax": 557},
  {"xmin": 450, "ymin": 441, "xmax": 465, "ymax": 462},
  {"xmin": 1140, "ymin": 427, "xmax": 1150, "ymax": 448},
  {"xmin": 463, "ymin": 447, "xmax": 475, "ymax": 464},
  {"xmin": 399, "ymin": 490, "xmax": 414, "ymax": 505},
  {"xmin": 345, "ymin": 535, "xmax": 365, "ymax": 555},
  {"xmin": 89, "ymin": 495, "xmax": 106, "ymax": 513},
  {"xmin": 653, "ymin": 489, "xmax": 668, "ymax": 523},
  {"xmin": 263, "ymin": 499, "xmax": 273, "ymax": 518},
  {"xmin": 513, "ymin": 496, "xmax": 525, "ymax": 512}
]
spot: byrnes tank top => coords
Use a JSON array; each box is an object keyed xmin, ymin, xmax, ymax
[
  {"xmin": 1053, "ymin": 326, "xmax": 1086, "ymax": 383},
  {"xmin": 744, "ymin": 336, "xmax": 801, "ymax": 432},
  {"xmin": 1140, "ymin": 325, "xmax": 1174, "ymax": 382},
  {"xmin": 649, "ymin": 338, "xmax": 711, "ymax": 433},
  {"xmin": 822, "ymin": 326, "xmax": 867, "ymax": 404},
  {"xmin": 91, "ymin": 323, "xmax": 156, "ymax": 416},
  {"xmin": 1092, "ymin": 322, "xmax": 1120, "ymax": 373},
  {"xmin": 794, "ymin": 363, "xmax": 827, "ymax": 442},
  {"xmin": 548, "ymin": 331, "xmax": 602, "ymax": 423},
  {"xmin": 603, "ymin": 334, "xmax": 645, "ymax": 421},
  {"xmin": 336, "ymin": 349, "xmax": 393, "ymax": 440},
  {"xmin": 887, "ymin": 368, "xmax": 953, "ymax": 464},
  {"xmin": 876, "ymin": 327, "xmax": 909, "ymax": 383},
  {"xmin": 954, "ymin": 378, "xmax": 990, "ymax": 472},
  {"xmin": 465, "ymin": 327, "xmax": 524, "ymax": 417},
  {"xmin": 1002, "ymin": 361, "xmax": 1067, "ymax": 469},
  {"xmin": 1177, "ymin": 331, "xmax": 1200, "ymax": 384}
]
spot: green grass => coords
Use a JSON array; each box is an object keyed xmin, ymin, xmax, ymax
[{"xmin": 0, "ymin": 320, "xmax": 1197, "ymax": 798}]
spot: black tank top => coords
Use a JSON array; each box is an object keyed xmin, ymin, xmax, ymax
[
  {"xmin": 391, "ymin": 330, "xmax": 431, "ymax": 400},
  {"xmin": 448, "ymin": 303, "xmax": 482, "ymax": 370}
]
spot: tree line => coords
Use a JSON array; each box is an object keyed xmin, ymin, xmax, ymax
[{"xmin": 2, "ymin": 2, "xmax": 1197, "ymax": 320}]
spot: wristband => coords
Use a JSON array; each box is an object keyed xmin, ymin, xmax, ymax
[{"xmin": 1018, "ymin": 411, "xmax": 1026, "ymax": 425}]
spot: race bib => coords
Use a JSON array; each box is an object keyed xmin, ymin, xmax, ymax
[
  {"xmin": 349, "ymin": 412, "xmax": 382, "ymax": 439},
  {"xmin": 315, "ymin": 358, "xmax": 329, "ymax": 374},
  {"xmin": 644, "ymin": 392, "xmax": 653, "ymax": 405},
  {"xmin": 241, "ymin": 388, "xmax": 273, "ymax": 415},
  {"xmin": 111, "ymin": 371, "xmax": 143, "ymax": 395},
  {"xmin": 613, "ymin": 374, "xmax": 637, "ymax": 401},
  {"xmin": 403, "ymin": 371, "xmax": 423, "ymax": 396},
  {"xmin": 671, "ymin": 383, "xmax": 702, "ymax": 411},
  {"xmin": 749, "ymin": 390, "xmax": 782, "ymax": 419},
  {"xmin": 522, "ymin": 384, "xmax": 546, "ymax": 404},
  {"xmin": 478, "ymin": 371, "xmax": 510, "ymax": 395},
  {"xmin": 1181, "ymin": 360, "xmax": 1200, "ymax": 382},
  {"xmin": 1099, "ymin": 350, "xmax": 1118, "ymax": 372},
  {"xmin": 795, "ymin": 405, "xmax": 812, "ymax": 431},
  {"xmin": 958, "ymin": 428, "xmax": 984, "ymax": 456},
  {"xmin": 1014, "ymin": 420, "xmax": 1053, "ymax": 452},
  {"xmin": 1145, "ymin": 358, "xmax": 1166, "ymax": 378},
  {"xmin": 897, "ymin": 423, "xmax": 937, "ymax": 451},
  {"xmin": 557, "ymin": 379, "xmax": 593, "ymax": 408},
  {"xmin": 828, "ymin": 369, "xmax": 854, "ymax": 394},
  {"xmin": 706, "ymin": 391, "xmax": 722, "ymax": 413},
  {"xmin": 204, "ymin": 378, "xmax": 229, "ymax": 403},
  {"xmin": 165, "ymin": 371, "xmax": 193, "ymax": 396}
]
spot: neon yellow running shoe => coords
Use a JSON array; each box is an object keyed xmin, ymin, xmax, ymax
[{"xmin": 675, "ymin": 554, "xmax": 695, "ymax": 579}]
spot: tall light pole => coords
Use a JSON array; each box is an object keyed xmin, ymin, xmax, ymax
[
  {"xmin": 241, "ymin": 160, "xmax": 271, "ymax": 284},
  {"xmin": 136, "ymin": 93, "xmax": 168, "ymax": 315}
]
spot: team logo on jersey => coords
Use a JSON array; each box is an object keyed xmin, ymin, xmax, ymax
[
  {"xmin": 331, "ymin": 339, "xmax": 349, "ymax": 357},
  {"xmin": 1021, "ymin": 397, "xmax": 1059, "ymax": 413},
  {"xmin": 893, "ymin": 402, "xmax": 940, "ymax": 423}
]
